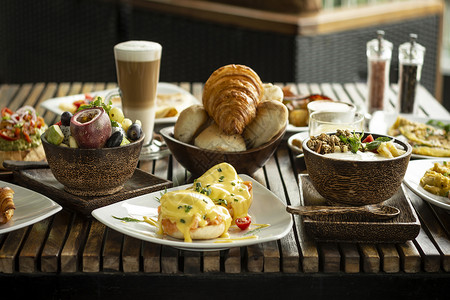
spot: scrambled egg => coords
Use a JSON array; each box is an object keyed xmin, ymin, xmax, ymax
[{"xmin": 420, "ymin": 162, "xmax": 450, "ymax": 197}]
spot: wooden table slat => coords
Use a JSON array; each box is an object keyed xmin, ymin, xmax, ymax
[
  {"xmin": 41, "ymin": 209, "xmax": 72, "ymax": 273},
  {"xmin": 19, "ymin": 217, "xmax": 51, "ymax": 273},
  {"xmin": 82, "ymin": 219, "xmax": 106, "ymax": 272},
  {"xmin": 102, "ymin": 228, "xmax": 123, "ymax": 272}
]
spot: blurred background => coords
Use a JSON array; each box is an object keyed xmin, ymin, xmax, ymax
[{"xmin": 0, "ymin": 0, "xmax": 449, "ymax": 108}]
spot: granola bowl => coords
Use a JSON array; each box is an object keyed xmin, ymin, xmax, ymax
[{"xmin": 302, "ymin": 131, "xmax": 412, "ymax": 206}]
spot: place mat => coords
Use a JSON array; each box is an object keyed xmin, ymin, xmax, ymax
[
  {"xmin": 12, "ymin": 168, "xmax": 172, "ymax": 216},
  {"xmin": 299, "ymin": 174, "xmax": 420, "ymax": 243}
]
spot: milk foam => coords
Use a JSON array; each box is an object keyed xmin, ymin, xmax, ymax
[{"xmin": 114, "ymin": 41, "xmax": 162, "ymax": 62}]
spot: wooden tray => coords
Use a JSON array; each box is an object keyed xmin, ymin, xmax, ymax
[
  {"xmin": 12, "ymin": 168, "xmax": 172, "ymax": 216},
  {"xmin": 299, "ymin": 174, "xmax": 420, "ymax": 243}
]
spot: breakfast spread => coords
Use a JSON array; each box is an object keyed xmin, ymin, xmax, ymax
[
  {"xmin": 173, "ymin": 64, "xmax": 288, "ymax": 152},
  {"xmin": 420, "ymin": 161, "xmax": 450, "ymax": 198},
  {"xmin": 46, "ymin": 96, "xmax": 143, "ymax": 148},
  {"xmin": 0, "ymin": 106, "xmax": 48, "ymax": 169},
  {"xmin": 0, "ymin": 187, "xmax": 15, "ymax": 224},
  {"xmin": 306, "ymin": 129, "xmax": 406, "ymax": 160},
  {"xmin": 388, "ymin": 116, "xmax": 450, "ymax": 157}
]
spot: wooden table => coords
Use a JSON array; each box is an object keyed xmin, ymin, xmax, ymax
[{"xmin": 1, "ymin": 82, "xmax": 450, "ymax": 298}]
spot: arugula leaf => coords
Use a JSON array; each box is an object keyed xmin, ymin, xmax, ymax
[
  {"xmin": 427, "ymin": 119, "xmax": 450, "ymax": 132},
  {"xmin": 339, "ymin": 131, "xmax": 363, "ymax": 153}
]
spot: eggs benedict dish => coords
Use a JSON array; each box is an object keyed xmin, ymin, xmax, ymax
[
  {"xmin": 157, "ymin": 189, "xmax": 232, "ymax": 242},
  {"xmin": 191, "ymin": 162, "xmax": 253, "ymax": 226}
]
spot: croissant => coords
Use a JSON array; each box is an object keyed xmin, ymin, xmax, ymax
[
  {"xmin": 202, "ymin": 64, "xmax": 264, "ymax": 135},
  {"xmin": 0, "ymin": 187, "xmax": 15, "ymax": 224}
]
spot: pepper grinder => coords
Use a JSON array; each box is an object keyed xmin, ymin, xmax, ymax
[
  {"xmin": 366, "ymin": 30, "xmax": 392, "ymax": 114},
  {"xmin": 397, "ymin": 34, "xmax": 426, "ymax": 114}
]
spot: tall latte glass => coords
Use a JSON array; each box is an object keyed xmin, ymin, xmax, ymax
[{"xmin": 114, "ymin": 41, "xmax": 162, "ymax": 153}]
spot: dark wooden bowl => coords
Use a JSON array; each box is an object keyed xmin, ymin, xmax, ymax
[
  {"xmin": 160, "ymin": 126, "xmax": 286, "ymax": 176},
  {"xmin": 302, "ymin": 132, "xmax": 412, "ymax": 206},
  {"xmin": 41, "ymin": 134, "xmax": 145, "ymax": 197}
]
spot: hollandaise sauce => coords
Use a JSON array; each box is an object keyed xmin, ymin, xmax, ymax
[
  {"xmin": 158, "ymin": 190, "xmax": 232, "ymax": 242},
  {"xmin": 191, "ymin": 162, "xmax": 252, "ymax": 220}
]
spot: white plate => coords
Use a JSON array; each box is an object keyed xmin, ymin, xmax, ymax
[
  {"xmin": 40, "ymin": 82, "xmax": 200, "ymax": 124},
  {"xmin": 403, "ymin": 159, "xmax": 450, "ymax": 211},
  {"xmin": 369, "ymin": 111, "xmax": 450, "ymax": 159},
  {"xmin": 0, "ymin": 180, "xmax": 62, "ymax": 234},
  {"xmin": 287, "ymin": 131, "xmax": 309, "ymax": 154},
  {"xmin": 91, "ymin": 175, "xmax": 293, "ymax": 251}
]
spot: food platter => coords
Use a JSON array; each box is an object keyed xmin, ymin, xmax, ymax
[
  {"xmin": 0, "ymin": 180, "xmax": 62, "ymax": 234},
  {"xmin": 92, "ymin": 175, "xmax": 293, "ymax": 251},
  {"xmin": 369, "ymin": 111, "xmax": 450, "ymax": 159},
  {"xmin": 403, "ymin": 159, "xmax": 450, "ymax": 211},
  {"xmin": 40, "ymin": 82, "xmax": 200, "ymax": 124}
]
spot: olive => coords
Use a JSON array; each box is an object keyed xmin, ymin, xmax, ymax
[
  {"xmin": 61, "ymin": 111, "xmax": 73, "ymax": 126},
  {"xmin": 105, "ymin": 131, "xmax": 123, "ymax": 148},
  {"xmin": 126, "ymin": 123, "xmax": 143, "ymax": 141}
]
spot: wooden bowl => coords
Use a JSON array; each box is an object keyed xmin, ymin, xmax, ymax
[
  {"xmin": 302, "ymin": 132, "xmax": 412, "ymax": 206},
  {"xmin": 160, "ymin": 126, "xmax": 285, "ymax": 176},
  {"xmin": 41, "ymin": 134, "xmax": 145, "ymax": 197}
]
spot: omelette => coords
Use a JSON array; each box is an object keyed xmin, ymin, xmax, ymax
[{"xmin": 388, "ymin": 116, "xmax": 450, "ymax": 157}]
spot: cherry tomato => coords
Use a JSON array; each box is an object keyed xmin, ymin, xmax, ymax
[
  {"xmin": 362, "ymin": 134, "xmax": 374, "ymax": 143},
  {"xmin": 235, "ymin": 216, "xmax": 251, "ymax": 230}
]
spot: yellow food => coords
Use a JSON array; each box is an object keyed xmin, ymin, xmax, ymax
[
  {"xmin": 388, "ymin": 116, "xmax": 450, "ymax": 157},
  {"xmin": 192, "ymin": 162, "xmax": 252, "ymax": 221},
  {"xmin": 0, "ymin": 187, "xmax": 15, "ymax": 224},
  {"xmin": 157, "ymin": 162, "xmax": 253, "ymax": 242},
  {"xmin": 157, "ymin": 190, "xmax": 232, "ymax": 243},
  {"xmin": 420, "ymin": 162, "xmax": 450, "ymax": 197}
]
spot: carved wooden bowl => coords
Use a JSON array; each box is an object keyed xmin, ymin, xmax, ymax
[
  {"xmin": 302, "ymin": 132, "xmax": 412, "ymax": 206},
  {"xmin": 160, "ymin": 126, "xmax": 285, "ymax": 176},
  {"xmin": 41, "ymin": 134, "xmax": 144, "ymax": 197}
]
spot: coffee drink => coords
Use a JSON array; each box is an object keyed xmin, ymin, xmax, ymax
[{"xmin": 114, "ymin": 41, "xmax": 162, "ymax": 145}]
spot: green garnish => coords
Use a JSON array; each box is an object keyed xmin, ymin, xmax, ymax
[
  {"xmin": 218, "ymin": 176, "xmax": 225, "ymax": 182},
  {"xmin": 184, "ymin": 205, "xmax": 193, "ymax": 213},
  {"xmin": 180, "ymin": 219, "xmax": 186, "ymax": 223},
  {"xmin": 113, "ymin": 216, "xmax": 142, "ymax": 222},
  {"xmin": 427, "ymin": 120, "xmax": 450, "ymax": 132},
  {"xmin": 339, "ymin": 131, "xmax": 363, "ymax": 153},
  {"xmin": 215, "ymin": 199, "xmax": 228, "ymax": 206},
  {"xmin": 365, "ymin": 137, "xmax": 391, "ymax": 151}
]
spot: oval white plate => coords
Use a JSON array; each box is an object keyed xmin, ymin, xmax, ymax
[
  {"xmin": 40, "ymin": 83, "xmax": 200, "ymax": 124},
  {"xmin": 0, "ymin": 180, "xmax": 62, "ymax": 234},
  {"xmin": 92, "ymin": 175, "xmax": 293, "ymax": 251},
  {"xmin": 403, "ymin": 159, "xmax": 450, "ymax": 211}
]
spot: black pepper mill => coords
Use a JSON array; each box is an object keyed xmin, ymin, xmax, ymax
[
  {"xmin": 398, "ymin": 34, "xmax": 426, "ymax": 114},
  {"xmin": 366, "ymin": 30, "xmax": 392, "ymax": 114}
]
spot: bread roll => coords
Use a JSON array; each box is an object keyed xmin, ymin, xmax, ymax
[
  {"xmin": 262, "ymin": 83, "xmax": 283, "ymax": 102},
  {"xmin": 194, "ymin": 123, "xmax": 246, "ymax": 152},
  {"xmin": 202, "ymin": 64, "xmax": 264, "ymax": 135},
  {"xmin": 174, "ymin": 105, "xmax": 210, "ymax": 143},
  {"xmin": 243, "ymin": 100, "xmax": 288, "ymax": 148}
]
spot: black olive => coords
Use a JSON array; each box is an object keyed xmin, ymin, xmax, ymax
[
  {"xmin": 61, "ymin": 111, "xmax": 73, "ymax": 126},
  {"xmin": 127, "ymin": 123, "xmax": 143, "ymax": 141},
  {"xmin": 105, "ymin": 131, "xmax": 123, "ymax": 148}
]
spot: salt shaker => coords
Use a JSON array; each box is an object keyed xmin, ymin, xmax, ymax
[
  {"xmin": 366, "ymin": 30, "xmax": 392, "ymax": 114},
  {"xmin": 397, "ymin": 34, "xmax": 426, "ymax": 114}
]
